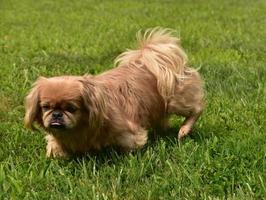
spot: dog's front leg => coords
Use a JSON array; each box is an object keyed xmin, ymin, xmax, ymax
[{"xmin": 45, "ymin": 135, "xmax": 69, "ymax": 158}]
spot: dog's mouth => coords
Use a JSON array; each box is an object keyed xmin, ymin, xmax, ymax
[{"xmin": 49, "ymin": 120, "xmax": 66, "ymax": 129}]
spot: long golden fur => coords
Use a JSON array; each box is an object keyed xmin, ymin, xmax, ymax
[{"xmin": 25, "ymin": 28, "xmax": 204, "ymax": 158}]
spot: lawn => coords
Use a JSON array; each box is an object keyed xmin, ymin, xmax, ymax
[{"xmin": 0, "ymin": 0, "xmax": 265, "ymax": 199}]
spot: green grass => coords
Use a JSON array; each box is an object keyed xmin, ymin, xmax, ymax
[{"xmin": 0, "ymin": 0, "xmax": 265, "ymax": 199}]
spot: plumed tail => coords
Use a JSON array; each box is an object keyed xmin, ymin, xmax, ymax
[{"xmin": 115, "ymin": 27, "xmax": 191, "ymax": 99}]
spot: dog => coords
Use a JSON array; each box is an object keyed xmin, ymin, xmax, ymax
[{"xmin": 24, "ymin": 28, "xmax": 204, "ymax": 158}]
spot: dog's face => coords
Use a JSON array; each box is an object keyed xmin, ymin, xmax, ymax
[
  {"xmin": 40, "ymin": 98, "xmax": 81, "ymax": 131},
  {"xmin": 25, "ymin": 76, "xmax": 106, "ymax": 136},
  {"xmin": 39, "ymin": 80, "xmax": 83, "ymax": 132},
  {"xmin": 24, "ymin": 76, "xmax": 90, "ymax": 135}
]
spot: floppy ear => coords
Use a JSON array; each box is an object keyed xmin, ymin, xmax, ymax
[
  {"xmin": 24, "ymin": 77, "xmax": 46, "ymax": 129},
  {"xmin": 80, "ymin": 77, "xmax": 107, "ymax": 129}
]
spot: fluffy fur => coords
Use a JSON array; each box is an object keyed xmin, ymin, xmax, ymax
[{"xmin": 25, "ymin": 28, "xmax": 204, "ymax": 158}]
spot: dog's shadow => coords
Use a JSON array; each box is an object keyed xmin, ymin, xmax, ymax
[
  {"xmin": 67, "ymin": 117, "xmax": 221, "ymax": 171},
  {"xmin": 66, "ymin": 124, "xmax": 211, "ymax": 171}
]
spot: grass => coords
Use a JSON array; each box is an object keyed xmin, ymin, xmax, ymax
[{"xmin": 0, "ymin": 0, "xmax": 265, "ymax": 199}]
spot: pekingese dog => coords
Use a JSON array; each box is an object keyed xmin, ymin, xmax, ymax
[{"xmin": 24, "ymin": 28, "xmax": 204, "ymax": 158}]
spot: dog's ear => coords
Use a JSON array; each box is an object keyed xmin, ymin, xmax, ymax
[
  {"xmin": 79, "ymin": 77, "xmax": 107, "ymax": 129},
  {"xmin": 24, "ymin": 77, "xmax": 46, "ymax": 129}
]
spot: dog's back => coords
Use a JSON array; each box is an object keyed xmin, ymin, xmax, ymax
[
  {"xmin": 115, "ymin": 28, "xmax": 192, "ymax": 99},
  {"xmin": 113, "ymin": 28, "xmax": 204, "ymax": 139},
  {"xmin": 97, "ymin": 28, "xmax": 203, "ymax": 140}
]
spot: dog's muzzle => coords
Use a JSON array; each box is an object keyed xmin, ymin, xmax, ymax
[{"xmin": 49, "ymin": 111, "xmax": 65, "ymax": 129}]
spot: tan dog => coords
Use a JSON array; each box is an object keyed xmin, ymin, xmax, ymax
[{"xmin": 25, "ymin": 28, "xmax": 204, "ymax": 158}]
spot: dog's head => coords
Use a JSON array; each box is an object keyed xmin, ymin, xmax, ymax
[{"xmin": 24, "ymin": 76, "xmax": 105, "ymax": 135}]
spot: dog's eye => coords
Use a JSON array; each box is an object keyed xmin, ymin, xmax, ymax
[
  {"xmin": 66, "ymin": 105, "xmax": 77, "ymax": 113},
  {"xmin": 41, "ymin": 105, "xmax": 50, "ymax": 112}
]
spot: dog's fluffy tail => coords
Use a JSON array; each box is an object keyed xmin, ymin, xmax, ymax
[{"xmin": 115, "ymin": 27, "xmax": 190, "ymax": 99}]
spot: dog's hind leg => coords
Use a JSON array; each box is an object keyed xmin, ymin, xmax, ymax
[
  {"xmin": 178, "ymin": 110, "xmax": 202, "ymax": 140},
  {"xmin": 112, "ymin": 120, "xmax": 148, "ymax": 151},
  {"xmin": 116, "ymin": 128, "xmax": 148, "ymax": 151},
  {"xmin": 167, "ymin": 97, "xmax": 203, "ymax": 140},
  {"xmin": 167, "ymin": 72, "xmax": 204, "ymax": 139}
]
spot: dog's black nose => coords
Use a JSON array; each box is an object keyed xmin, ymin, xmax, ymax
[{"xmin": 52, "ymin": 111, "xmax": 63, "ymax": 119}]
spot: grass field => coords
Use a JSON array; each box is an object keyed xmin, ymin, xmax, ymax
[{"xmin": 0, "ymin": 0, "xmax": 265, "ymax": 199}]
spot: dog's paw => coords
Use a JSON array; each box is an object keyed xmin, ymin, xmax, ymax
[
  {"xmin": 178, "ymin": 125, "xmax": 191, "ymax": 140},
  {"xmin": 46, "ymin": 144, "xmax": 68, "ymax": 158},
  {"xmin": 45, "ymin": 135, "xmax": 69, "ymax": 158},
  {"xmin": 46, "ymin": 142, "xmax": 69, "ymax": 158}
]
